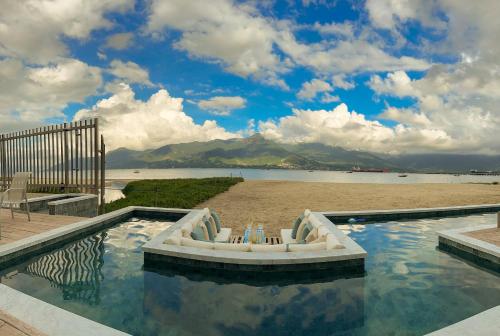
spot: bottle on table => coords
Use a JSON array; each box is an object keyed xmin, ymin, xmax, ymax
[
  {"xmin": 256, "ymin": 224, "xmax": 264, "ymax": 244},
  {"xmin": 243, "ymin": 223, "xmax": 252, "ymax": 243}
]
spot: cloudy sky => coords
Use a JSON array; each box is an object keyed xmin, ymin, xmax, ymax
[{"xmin": 1, "ymin": 0, "xmax": 499, "ymax": 154}]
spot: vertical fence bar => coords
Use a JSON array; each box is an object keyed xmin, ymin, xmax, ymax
[
  {"xmin": 70, "ymin": 123, "xmax": 74, "ymax": 188},
  {"xmin": 50, "ymin": 125, "xmax": 55, "ymax": 191},
  {"xmin": 64, "ymin": 123, "xmax": 69, "ymax": 192},
  {"xmin": 79, "ymin": 120, "xmax": 83, "ymax": 192},
  {"xmin": 0, "ymin": 134, "xmax": 5, "ymax": 191},
  {"xmin": 94, "ymin": 119, "xmax": 99, "ymax": 196},
  {"xmin": 100, "ymin": 134, "xmax": 105, "ymax": 214},
  {"xmin": 84, "ymin": 120, "xmax": 88, "ymax": 193}
]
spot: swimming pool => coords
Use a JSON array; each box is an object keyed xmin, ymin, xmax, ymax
[{"xmin": 1, "ymin": 214, "xmax": 499, "ymax": 335}]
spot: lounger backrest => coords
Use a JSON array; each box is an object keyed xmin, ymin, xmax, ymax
[{"xmin": 7, "ymin": 172, "xmax": 31, "ymax": 202}]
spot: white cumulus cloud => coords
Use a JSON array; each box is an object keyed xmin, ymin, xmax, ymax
[
  {"xmin": 297, "ymin": 79, "xmax": 333, "ymax": 100},
  {"xmin": 0, "ymin": 58, "xmax": 102, "ymax": 128},
  {"xmin": 0, "ymin": 0, "xmax": 134, "ymax": 63},
  {"xmin": 104, "ymin": 32, "xmax": 134, "ymax": 50},
  {"xmin": 145, "ymin": 0, "xmax": 431, "ymax": 88},
  {"xmin": 259, "ymin": 103, "xmax": 457, "ymax": 153},
  {"xmin": 197, "ymin": 96, "xmax": 246, "ymax": 116},
  {"xmin": 107, "ymin": 60, "xmax": 153, "ymax": 86},
  {"xmin": 74, "ymin": 84, "xmax": 238, "ymax": 151}
]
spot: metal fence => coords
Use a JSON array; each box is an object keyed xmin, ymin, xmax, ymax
[{"xmin": 0, "ymin": 118, "xmax": 105, "ymax": 212}]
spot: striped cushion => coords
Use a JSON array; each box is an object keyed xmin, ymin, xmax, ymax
[
  {"xmin": 291, "ymin": 214, "xmax": 305, "ymax": 239},
  {"xmin": 191, "ymin": 225, "xmax": 207, "ymax": 241},
  {"xmin": 210, "ymin": 209, "xmax": 222, "ymax": 232},
  {"xmin": 203, "ymin": 218, "xmax": 215, "ymax": 241}
]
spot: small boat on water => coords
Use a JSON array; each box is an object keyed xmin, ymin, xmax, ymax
[
  {"xmin": 133, "ymin": 170, "xmax": 140, "ymax": 174},
  {"xmin": 398, "ymin": 174, "xmax": 408, "ymax": 177}
]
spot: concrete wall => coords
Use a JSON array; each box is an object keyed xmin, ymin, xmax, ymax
[
  {"xmin": 20, "ymin": 194, "xmax": 73, "ymax": 212},
  {"xmin": 48, "ymin": 195, "xmax": 98, "ymax": 217}
]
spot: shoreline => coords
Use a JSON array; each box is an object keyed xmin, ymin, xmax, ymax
[{"xmin": 198, "ymin": 180, "xmax": 500, "ymax": 236}]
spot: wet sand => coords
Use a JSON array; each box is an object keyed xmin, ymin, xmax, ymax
[{"xmin": 197, "ymin": 180, "xmax": 500, "ymax": 236}]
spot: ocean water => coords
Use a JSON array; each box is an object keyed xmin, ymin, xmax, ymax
[
  {"xmin": 107, "ymin": 168, "xmax": 500, "ymax": 184},
  {"xmin": 1, "ymin": 214, "xmax": 499, "ymax": 335}
]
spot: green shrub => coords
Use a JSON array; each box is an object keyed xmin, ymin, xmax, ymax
[{"xmin": 105, "ymin": 177, "xmax": 243, "ymax": 212}]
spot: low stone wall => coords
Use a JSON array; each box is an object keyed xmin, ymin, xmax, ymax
[
  {"xmin": 18, "ymin": 193, "xmax": 99, "ymax": 217},
  {"xmin": 48, "ymin": 195, "xmax": 98, "ymax": 217},
  {"xmin": 20, "ymin": 194, "xmax": 73, "ymax": 212}
]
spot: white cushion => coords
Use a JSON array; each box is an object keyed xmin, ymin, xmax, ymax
[
  {"xmin": 309, "ymin": 215, "xmax": 325, "ymax": 229},
  {"xmin": 180, "ymin": 237, "xmax": 214, "ymax": 249},
  {"xmin": 197, "ymin": 222, "xmax": 210, "ymax": 241},
  {"xmin": 202, "ymin": 207, "xmax": 211, "ymax": 217},
  {"xmin": 251, "ymin": 244, "xmax": 287, "ymax": 252},
  {"xmin": 213, "ymin": 242, "xmax": 250, "ymax": 252},
  {"xmin": 281, "ymin": 229, "xmax": 295, "ymax": 244},
  {"xmin": 317, "ymin": 225, "xmax": 330, "ymax": 238},
  {"xmin": 180, "ymin": 220, "xmax": 194, "ymax": 237},
  {"xmin": 165, "ymin": 229, "xmax": 182, "ymax": 245},
  {"xmin": 214, "ymin": 227, "xmax": 232, "ymax": 242},
  {"xmin": 309, "ymin": 235, "xmax": 327, "ymax": 244},
  {"xmin": 207, "ymin": 216, "xmax": 218, "ymax": 234},
  {"xmin": 288, "ymin": 242, "xmax": 326, "ymax": 252},
  {"xmin": 326, "ymin": 234, "xmax": 345, "ymax": 250}
]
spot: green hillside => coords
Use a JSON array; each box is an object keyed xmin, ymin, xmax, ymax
[{"xmin": 107, "ymin": 134, "xmax": 399, "ymax": 170}]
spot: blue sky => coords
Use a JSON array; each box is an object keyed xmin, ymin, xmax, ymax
[{"xmin": 1, "ymin": 0, "xmax": 500, "ymax": 154}]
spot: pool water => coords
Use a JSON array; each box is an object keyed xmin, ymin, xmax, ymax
[{"xmin": 1, "ymin": 214, "xmax": 499, "ymax": 335}]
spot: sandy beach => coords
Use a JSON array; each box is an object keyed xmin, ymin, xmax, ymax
[{"xmin": 197, "ymin": 180, "xmax": 500, "ymax": 236}]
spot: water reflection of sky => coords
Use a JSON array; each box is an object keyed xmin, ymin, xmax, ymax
[{"xmin": 0, "ymin": 214, "xmax": 499, "ymax": 335}]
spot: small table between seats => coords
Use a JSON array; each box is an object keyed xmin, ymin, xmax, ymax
[{"xmin": 229, "ymin": 236, "xmax": 282, "ymax": 245}]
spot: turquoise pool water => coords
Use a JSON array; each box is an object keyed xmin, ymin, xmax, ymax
[{"xmin": 1, "ymin": 214, "xmax": 499, "ymax": 335}]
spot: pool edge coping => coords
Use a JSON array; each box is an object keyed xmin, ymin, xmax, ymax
[
  {"xmin": 321, "ymin": 203, "xmax": 500, "ymax": 223},
  {"xmin": 0, "ymin": 204, "xmax": 498, "ymax": 335},
  {"xmin": 425, "ymin": 305, "xmax": 500, "ymax": 335},
  {"xmin": 436, "ymin": 224, "xmax": 499, "ymax": 271},
  {"xmin": 0, "ymin": 284, "xmax": 131, "ymax": 336}
]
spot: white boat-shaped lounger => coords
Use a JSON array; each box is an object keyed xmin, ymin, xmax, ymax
[{"xmin": 143, "ymin": 208, "xmax": 367, "ymax": 273}]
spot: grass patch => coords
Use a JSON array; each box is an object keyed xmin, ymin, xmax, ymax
[{"xmin": 105, "ymin": 177, "xmax": 243, "ymax": 213}]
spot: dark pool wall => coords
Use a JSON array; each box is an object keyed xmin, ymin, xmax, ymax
[
  {"xmin": 142, "ymin": 269, "xmax": 366, "ymax": 335},
  {"xmin": 438, "ymin": 237, "xmax": 500, "ymax": 273}
]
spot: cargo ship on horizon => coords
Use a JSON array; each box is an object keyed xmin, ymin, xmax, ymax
[{"xmin": 350, "ymin": 166, "xmax": 391, "ymax": 173}]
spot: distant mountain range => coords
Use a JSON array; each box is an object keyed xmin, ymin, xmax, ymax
[{"xmin": 106, "ymin": 134, "xmax": 500, "ymax": 173}]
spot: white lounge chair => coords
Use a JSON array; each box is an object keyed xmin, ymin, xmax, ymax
[{"xmin": 0, "ymin": 172, "xmax": 32, "ymax": 239}]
